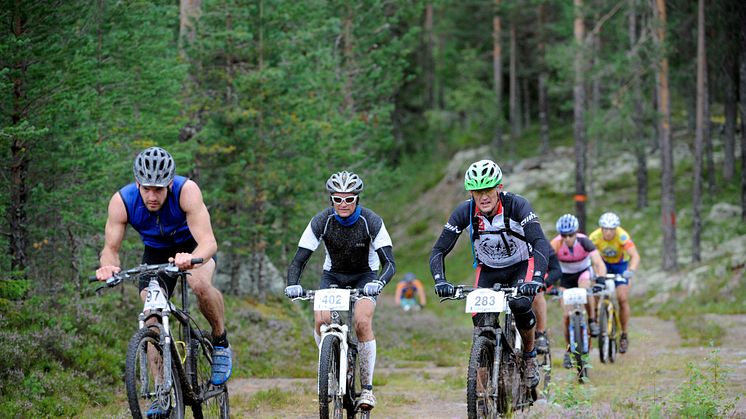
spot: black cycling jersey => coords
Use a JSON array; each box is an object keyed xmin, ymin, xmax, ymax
[
  {"xmin": 287, "ymin": 206, "xmax": 395, "ymax": 286},
  {"xmin": 430, "ymin": 192, "xmax": 552, "ymax": 282}
]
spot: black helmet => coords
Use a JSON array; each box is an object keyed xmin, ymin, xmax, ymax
[{"xmin": 133, "ymin": 147, "xmax": 175, "ymax": 187}]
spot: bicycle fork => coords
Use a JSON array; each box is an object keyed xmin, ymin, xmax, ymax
[
  {"xmin": 138, "ymin": 310, "xmax": 175, "ymax": 397},
  {"xmin": 319, "ymin": 324, "xmax": 349, "ymax": 398}
]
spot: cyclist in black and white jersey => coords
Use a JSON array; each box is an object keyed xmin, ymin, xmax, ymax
[
  {"xmin": 429, "ymin": 159, "xmax": 553, "ymax": 389},
  {"xmin": 285, "ymin": 171, "xmax": 395, "ymax": 410}
]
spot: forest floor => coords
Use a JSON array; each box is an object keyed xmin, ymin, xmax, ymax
[
  {"xmin": 223, "ymin": 296, "xmax": 746, "ymax": 418},
  {"xmin": 82, "ymin": 294, "xmax": 746, "ymax": 418}
]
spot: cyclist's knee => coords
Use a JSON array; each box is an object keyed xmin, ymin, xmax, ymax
[{"xmin": 509, "ymin": 298, "xmax": 536, "ymax": 330}]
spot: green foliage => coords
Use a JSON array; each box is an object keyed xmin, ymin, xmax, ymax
[{"xmin": 668, "ymin": 350, "xmax": 739, "ymax": 418}]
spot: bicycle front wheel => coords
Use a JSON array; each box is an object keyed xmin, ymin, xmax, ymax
[
  {"xmin": 598, "ymin": 301, "xmax": 610, "ymax": 364},
  {"xmin": 125, "ymin": 327, "xmax": 185, "ymax": 419},
  {"xmin": 467, "ymin": 335, "xmax": 496, "ymax": 419},
  {"xmin": 318, "ymin": 335, "xmax": 344, "ymax": 419},
  {"xmin": 570, "ymin": 315, "xmax": 588, "ymax": 381},
  {"xmin": 187, "ymin": 336, "xmax": 230, "ymax": 419}
]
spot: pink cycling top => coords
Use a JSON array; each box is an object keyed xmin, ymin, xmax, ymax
[{"xmin": 550, "ymin": 233, "xmax": 598, "ymax": 275}]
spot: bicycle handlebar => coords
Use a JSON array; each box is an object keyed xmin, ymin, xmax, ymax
[
  {"xmin": 439, "ymin": 283, "xmax": 523, "ymax": 303},
  {"xmin": 90, "ymin": 258, "xmax": 204, "ymax": 287},
  {"xmin": 291, "ymin": 288, "xmax": 365, "ymax": 302}
]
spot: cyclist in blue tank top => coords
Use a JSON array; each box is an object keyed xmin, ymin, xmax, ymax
[{"xmin": 95, "ymin": 147, "xmax": 232, "ymax": 411}]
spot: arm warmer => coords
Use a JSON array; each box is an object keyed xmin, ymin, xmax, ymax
[
  {"xmin": 429, "ymin": 229, "xmax": 460, "ymax": 283},
  {"xmin": 375, "ymin": 245, "xmax": 396, "ymax": 286},
  {"xmin": 545, "ymin": 250, "xmax": 562, "ymax": 286},
  {"xmin": 286, "ymin": 247, "xmax": 314, "ymax": 286},
  {"xmin": 523, "ymin": 222, "xmax": 551, "ymax": 279}
]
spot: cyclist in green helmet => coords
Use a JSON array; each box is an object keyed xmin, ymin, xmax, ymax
[{"xmin": 429, "ymin": 159, "xmax": 554, "ymax": 389}]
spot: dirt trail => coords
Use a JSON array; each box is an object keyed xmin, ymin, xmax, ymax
[{"xmin": 229, "ymin": 307, "xmax": 746, "ymax": 418}]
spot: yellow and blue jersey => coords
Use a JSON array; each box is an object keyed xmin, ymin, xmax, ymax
[{"xmin": 589, "ymin": 227, "xmax": 635, "ymax": 264}]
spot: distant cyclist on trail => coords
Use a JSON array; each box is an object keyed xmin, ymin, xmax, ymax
[
  {"xmin": 94, "ymin": 147, "xmax": 232, "ymax": 416},
  {"xmin": 589, "ymin": 212, "xmax": 640, "ymax": 354},
  {"xmin": 394, "ymin": 272, "xmax": 427, "ymax": 311},
  {"xmin": 429, "ymin": 159, "xmax": 554, "ymax": 389},
  {"xmin": 284, "ymin": 171, "xmax": 396, "ymax": 410},
  {"xmin": 551, "ymin": 213, "xmax": 607, "ymax": 368}
]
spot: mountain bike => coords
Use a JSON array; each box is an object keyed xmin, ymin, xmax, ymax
[
  {"xmin": 292, "ymin": 287, "xmax": 371, "ymax": 419},
  {"xmin": 92, "ymin": 260, "xmax": 229, "ymax": 419},
  {"xmin": 559, "ymin": 287, "xmax": 591, "ymax": 382},
  {"xmin": 595, "ymin": 274, "xmax": 621, "ymax": 364},
  {"xmin": 440, "ymin": 284, "xmax": 538, "ymax": 418}
]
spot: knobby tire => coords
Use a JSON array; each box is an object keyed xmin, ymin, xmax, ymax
[
  {"xmin": 319, "ymin": 335, "xmax": 343, "ymax": 419},
  {"xmin": 125, "ymin": 327, "xmax": 185, "ymax": 419},
  {"xmin": 571, "ymin": 314, "xmax": 588, "ymax": 381},
  {"xmin": 467, "ymin": 335, "xmax": 496, "ymax": 419},
  {"xmin": 598, "ymin": 301, "xmax": 610, "ymax": 364}
]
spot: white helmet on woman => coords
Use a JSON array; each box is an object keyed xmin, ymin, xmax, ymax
[
  {"xmin": 598, "ymin": 212, "xmax": 621, "ymax": 229},
  {"xmin": 326, "ymin": 171, "xmax": 364, "ymax": 194}
]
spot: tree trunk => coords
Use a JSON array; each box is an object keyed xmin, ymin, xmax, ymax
[
  {"xmin": 509, "ymin": 21, "xmax": 519, "ymax": 154},
  {"xmin": 704, "ymin": 60, "xmax": 715, "ymax": 194},
  {"xmin": 723, "ymin": 55, "xmax": 737, "ymax": 182},
  {"xmin": 692, "ymin": 0, "xmax": 705, "ymax": 263},
  {"xmin": 574, "ymin": 0, "xmax": 588, "ymax": 232},
  {"xmin": 654, "ymin": 0, "xmax": 677, "ymax": 270},
  {"xmin": 9, "ymin": 0, "xmax": 29, "ymax": 273},
  {"xmin": 630, "ymin": 0, "xmax": 647, "ymax": 209},
  {"xmin": 179, "ymin": 0, "xmax": 202, "ymax": 56},
  {"xmin": 740, "ymin": 0, "xmax": 746, "ymax": 220},
  {"xmin": 342, "ymin": 4, "xmax": 356, "ymax": 113},
  {"xmin": 424, "ymin": 3, "xmax": 435, "ymax": 110},
  {"xmin": 491, "ymin": 0, "xmax": 504, "ymax": 149},
  {"xmin": 537, "ymin": 2, "xmax": 550, "ymax": 154},
  {"xmin": 522, "ymin": 77, "xmax": 531, "ymax": 129}
]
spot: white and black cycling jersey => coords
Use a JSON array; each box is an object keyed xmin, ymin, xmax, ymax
[
  {"xmin": 430, "ymin": 192, "xmax": 552, "ymax": 281},
  {"xmin": 298, "ymin": 206, "xmax": 392, "ymax": 273}
]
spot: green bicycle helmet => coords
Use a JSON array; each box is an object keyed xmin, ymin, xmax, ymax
[{"xmin": 464, "ymin": 159, "xmax": 502, "ymax": 191}]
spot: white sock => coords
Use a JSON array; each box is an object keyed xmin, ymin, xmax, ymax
[
  {"xmin": 358, "ymin": 340, "xmax": 377, "ymax": 388},
  {"xmin": 314, "ymin": 330, "xmax": 321, "ymax": 346}
]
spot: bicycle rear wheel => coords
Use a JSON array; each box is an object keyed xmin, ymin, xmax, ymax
[
  {"xmin": 125, "ymin": 327, "xmax": 185, "ymax": 419},
  {"xmin": 598, "ymin": 301, "xmax": 610, "ymax": 364},
  {"xmin": 467, "ymin": 334, "xmax": 496, "ymax": 419},
  {"xmin": 319, "ymin": 335, "xmax": 344, "ymax": 419},
  {"xmin": 187, "ymin": 336, "xmax": 230, "ymax": 419}
]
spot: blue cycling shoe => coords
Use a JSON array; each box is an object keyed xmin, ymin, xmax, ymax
[
  {"xmin": 146, "ymin": 400, "xmax": 170, "ymax": 418},
  {"xmin": 211, "ymin": 346, "xmax": 233, "ymax": 385}
]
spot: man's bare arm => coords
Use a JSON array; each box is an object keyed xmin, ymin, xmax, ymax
[
  {"xmin": 178, "ymin": 180, "xmax": 218, "ymax": 268},
  {"xmin": 96, "ymin": 193, "xmax": 127, "ymax": 280}
]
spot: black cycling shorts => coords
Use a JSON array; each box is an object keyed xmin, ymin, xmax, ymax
[
  {"xmin": 320, "ymin": 270, "xmax": 378, "ymax": 302},
  {"xmin": 140, "ymin": 237, "xmax": 215, "ymax": 297}
]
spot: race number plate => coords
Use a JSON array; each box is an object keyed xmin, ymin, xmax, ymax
[
  {"xmin": 465, "ymin": 289, "xmax": 506, "ymax": 313},
  {"xmin": 314, "ymin": 288, "xmax": 350, "ymax": 311},
  {"xmin": 562, "ymin": 287, "xmax": 588, "ymax": 305},
  {"xmin": 605, "ymin": 279, "xmax": 616, "ymax": 293},
  {"xmin": 144, "ymin": 279, "xmax": 169, "ymax": 311}
]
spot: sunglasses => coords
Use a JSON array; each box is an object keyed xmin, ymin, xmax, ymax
[
  {"xmin": 331, "ymin": 195, "xmax": 358, "ymax": 205},
  {"xmin": 561, "ymin": 233, "xmax": 576, "ymax": 238}
]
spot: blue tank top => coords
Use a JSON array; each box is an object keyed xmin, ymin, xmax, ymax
[{"xmin": 119, "ymin": 175, "xmax": 193, "ymax": 248}]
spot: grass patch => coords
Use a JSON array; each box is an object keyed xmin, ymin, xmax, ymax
[
  {"xmin": 245, "ymin": 387, "xmax": 296, "ymax": 411},
  {"xmin": 674, "ymin": 316, "xmax": 724, "ymax": 346}
]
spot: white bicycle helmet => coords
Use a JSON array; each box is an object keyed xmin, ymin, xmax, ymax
[
  {"xmin": 326, "ymin": 171, "xmax": 364, "ymax": 194},
  {"xmin": 133, "ymin": 147, "xmax": 175, "ymax": 187},
  {"xmin": 598, "ymin": 212, "xmax": 621, "ymax": 229}
]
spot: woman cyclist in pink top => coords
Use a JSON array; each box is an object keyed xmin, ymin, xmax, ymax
[{"xmin": 550, "ymin": 214, "xmax": 607, "ymax": 369}]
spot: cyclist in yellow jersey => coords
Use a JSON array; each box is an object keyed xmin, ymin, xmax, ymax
[{"xmin": 588, "ymin": 212, "xmax": 640, "ymax": 353}]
